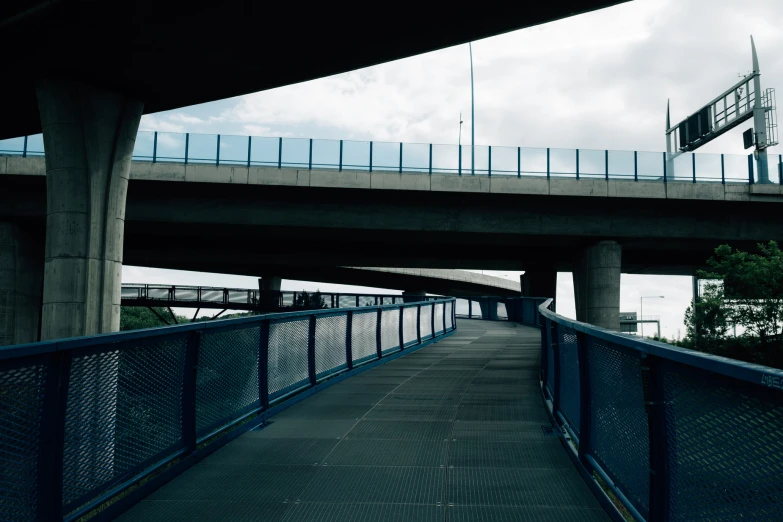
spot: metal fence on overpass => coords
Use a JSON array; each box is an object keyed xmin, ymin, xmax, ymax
[
  {"xmin": 0, "ymin": 297, "xmax": 455, "ymax": 521},
  {"xmin": 2, "ymin": 130, "xmax": 782, "ymax": 184}
]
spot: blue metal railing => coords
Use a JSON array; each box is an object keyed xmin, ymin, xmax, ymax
[
  {"xmin": 0, "ymin": 297, "xmax": 456, "ymax": 521},
  {"xmin": 2, "ymin": 130, "xmax": 782, "ymax": 184},
  {"xmin": 505, "ymin": 297, "xmax": 783, "ymax": 522}
]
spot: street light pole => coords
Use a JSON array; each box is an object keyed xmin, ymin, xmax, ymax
[
  {"xmin": 469, "ymin": 42, "xmax": 475, "ymax": 175},
  {"xmin": 640, "ymin": 295, "xmax": 665, "ymax": 337}
]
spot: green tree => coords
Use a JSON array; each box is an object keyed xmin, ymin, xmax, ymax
[
  {"xmin": 292, "ymin": 290, "xmax": 327, "ymax": 311},
  {"xmin": 120, "ymin": 306, "xmax": 183, "ymax": 331}
]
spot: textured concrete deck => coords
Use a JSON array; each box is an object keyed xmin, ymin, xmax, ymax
[{"xmin": 119, "ymin": 319, "xmax": 608, "ymax": 521}]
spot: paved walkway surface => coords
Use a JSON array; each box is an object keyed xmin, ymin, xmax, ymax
[{"xmin": 119, "ymin": 319, "xmax": 608, "ymax": 521}]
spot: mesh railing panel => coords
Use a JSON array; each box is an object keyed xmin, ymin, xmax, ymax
[
  {"xmin": 662, "ymin": 361, "xmax": 783, "ymax": 521},
  {"xmin": 268, "ymin": 318, "xmax": 310, "ymax": 398},
  {"xmin": 175, "ymin": 288, "xmax": 198, "ymax": 301},
  {"xmin": 196, "ymin": 327, "xmax": 260, "ymax": 435},
  {"xmin": 351, "ymin": 311, "xmax": 378, "ymax": 362},
  {"xmin": 556, "ymin": 324, "xmax": 580, "ymax": 437},
  {"xmin": 445, "ymin": 301, "xmax": 454, "ymax": 330},
  {"xmin": 339, "ymin": 295, "xmax": 356, "ymax": 308},
  {"xmin": 200, "ymin": 290, "xmax": 223, "ymax": 303},
  {"xmin": 545, "ymin": 321, "xmax": 555, "ymax": 399},
  {"xmin": 434, "ymin": 303, "xmax": 444, "ymax": 334},
  {"xmin": 402, "ymin": 307, "xmax": 418, "ymax": 345},
  {"xmin": 0, "ymin": 360, "xmax": 48, "ymax": 520},
  {"xmin": 587, "ymin": 338, "xmax": 650, "ymax": 518},
  {"xmin": 147, "ymin": 287, "xmax": 169, "ymax": 299},
  {"xmin": 358, "ymin": 296, "xmax": 376, "ymax": 307},
  {"xmin": 380, "ymin": 309, "xmax": 400, "ymax": 353},
  {"xmin": 315, "ymin": 315, "xmax": 348, "ymax": 378},
  {"xmin": 228, "ymin": 291, "xmax": 250, "ymax": 304},
  {"xmin": 419, "ymin": 304, "xmax": 433, "ymax": 340}
]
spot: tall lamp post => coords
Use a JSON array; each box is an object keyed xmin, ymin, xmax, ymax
[
  {"xmin": 469, "ymin": 42, "xmax": 475, "ymax": 175},
  {"xmin": 641, "ymin": 295, "xmax": 664, "ymax": 337}
]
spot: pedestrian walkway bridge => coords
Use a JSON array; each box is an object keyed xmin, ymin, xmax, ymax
[{"xmin": 1, "ymin": 297, "xmax": 782, "ymax": 521}]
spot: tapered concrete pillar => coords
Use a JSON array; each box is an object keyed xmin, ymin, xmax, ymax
[
  {"xmin": 521, "ymin": 270, "xmax": 557, "ymax": 311},
  {"xmin": 478, "ymin": 298, "xmax": 498, "ymax": 320},
  {"xmin": 402, "ymin": 290, "xmax": 426, "ymax": 303},
  {"xmin": 573, "ymin": 241, "xmax": 621, "ymax": 330},
  {"xmin": 258, "ymin": 276, "xmax": 282, "ymax": 310},
  {"xmin": 37, "ymin": 79, "xmax": 143, "ymax": 340},
  {"xmin": 0, "ymin": 223, "xmax": 44, "ymax": 346}
]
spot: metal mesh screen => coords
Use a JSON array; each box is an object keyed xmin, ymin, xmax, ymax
[
  {"xmin": 419, "ymin": 305, "xmax": 433, "ymax": 340},
  {"xmin": 351, "ymin": 311, "xmax": 378, "ymax": 362},
  {"xmin": 147, "ymin": 287, "xmax": 169, "ymax": 299},
  {"xmin": 339, "ymin": 295, "xmax": 356, "ymax": 308},
  {"xmin": 228, "ymin": 290, "xmax": 249, "ymax": 304},
  {"xmin": 434, "ymin": 303, "xmax": 444, "ymax": 334},
  {"xmin": 120, "ymin": 287, "xmax": 140, "ymax": 299},
  {"xmin": 0, "ymin": 360, "xmax": 48, "ymax": 520},
  {"xmin": 175, "ymin": 288, "xmax": 198, "ymax": 301},
  {"xmin": 358, "ymin": 296, "xmax": 376, "ymax": 307},
  {"xmin": 556, "ymin": 324, "xmax": 580, "ymax": 437},
  {"xmin": 201, "ymin": 289, "xmax": 222, "ymax": 303},
  {"xmin": 268, "ymin": 318, "xmax": 310, "ymax": 398},
  {"xmin": 545, "ymin": 321, "xmax": 555, "ymax": 399},
  {"xmin": 662, "ymin": 362, "xmax": 783, "ymax": 521},
  {"xmin": 196, "ymin": 327, "xmax": 260, "ymax": 435},
  {"xmin": 314, "ymin": 314, "xmax": 347, "ymax": 378},
  {"xmin": 587, "ymin": 338, "xmax": 649, "ymax": 517},
  {"xmin": 380, "ymin": 309, "xmax": 400, "ymax": 353},
  {"xmin": 496, "ymin": 302, "xmax": 508, "ymax": 320},
  {"xmin": 402, "ymin": 307, "xmax": 418, "ymax": 345},
  {"xmin": 446, "ymin": 301, "xmax": 454, "ymax": 330}
]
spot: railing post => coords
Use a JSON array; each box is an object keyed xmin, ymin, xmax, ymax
[
  {"xmin": 692, "ymin": 153, "xmax": 696, "ymax": 183},
  {"xmin": 278, "ymin": 137, "xmax": 283, "ymax": 169},
  {"xmin": 398, "ymin": 305, "xmax": 404, "ymax": 349},
  {"xmin": 216, "ymin": 134, "xmax": 220, "ymax": 166},
  {"xmin": 376, "ymin": 308, "xmax": 383, "ymax": 359},
  {"xmin": 308, "ymin": 315, "xmax": 317, "ymax": 384},
  {"xmin": 399, "ymin": 142, "xmax": 403, "ymax": 173},
  {"xmin": 417, "ymin": 303, "xmax": 422, "ymax": 344},
  {"xmin": 645, "ymin": 355, "xmax": 670, "ymax": 521},
  {"xmin": 153, "ymin": 131, "xmax": 158, "ymax": 163},
  {"xmin": 369, "ymin": 141, "xmax": 373, "ymax": 172},
  {"xmin": 634, "ymin": 151, "xmax": 638, "ymax": 181},
  {"xmin": 576, "ymin": 149, "xmax": 580, "ymax": 180},
  {"xmin": 259, "ymin": 320, "xmax": 270, "ymax": 409},
  {"xmin": 721, "ymin": 154, "xmax": 725, "ymax": 184},
  {"xmin": 662, "ymin": 152, "xmax": 667, "ymax": 183},
  {"xmin": 550, "ymin": 322, "xmax": 560, "ymax": 414},
  {"xmin": 468, "ymin": 299, "xmax": 472, "ymax": 319},
  {"xmin": 458, "ymin": 144, "xmax": 462, "ymax": 175},
  {"xmin": 339, "ymin": 139, "xmax": 343, "ymax": 172},
  {"xmin": 779, "ymin": 154, "xmax": 782, "ymax": 184},
  {"xmin": 183, "ymin": 330, "xmax": 200, "ymax": 451},
  {"xmin": 546, "ymin": 147, "xmax": 550, "ymax": 179},
  {"xmin": 185, "ymin": 133, "xmax": 189, "ymax": 165},
  {"xmin": 37, "ymin": 351, "xmax": 70, "ymax": 520},
  {"xmin": 22, "ymin": 135, "xmax": 27, "ymax": 158},
  {"xmin": 430, "ymin": 303, "xmax": 435, "ymax": 337},
  {"xmin": 748, "ymin": 153, "xmax": 754, "ymax": 184},
  {"xmin": 355, "ymin": 295, "xmax": 359, "ymax": 307},
  {"xmin": 488, "ymin": 146, "xmax": 492, "ymax": 176},
  {"xmin": 345, "ymin": 311, "xmax": 354, "ymax": 369},
  {"xmin": 247, "ymin": 136, "xmax": 252, "ymax": 167},
  {"xmin": 518, "ymin": 146, "xmax": 521, "ymax": 177},
  {"xmin": 605, "ymin": 150, "xmax": 609, "ymax": 181},
  {"xmin": 429, "ymin": 144, "xmax": 433, "ymax": 175},
  {"xmin": 576, "ymin": 332, "xmax": 591, "ymax": 468},
  {"xmin": 309, "ymin": 138, "xmax": 313, "ymax": 170},
  {"xmin": 443, "ymin": 302, "xmax": 447, "ymax": 334}
]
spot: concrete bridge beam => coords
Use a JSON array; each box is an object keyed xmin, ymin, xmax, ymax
[
  {"xmin": 0, "ymin": 223, "xmax": 44, "ymax": 346},
  {"xmin": 573, "ymin": 240, "xmax": 621, "ymax": 330},
  {"xmin": 37, "ymin": 79, "xmax": 143, "ymax": 340}
]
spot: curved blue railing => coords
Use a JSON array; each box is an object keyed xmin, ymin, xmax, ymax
[
  {"xmin": 1, "ymin": 130, "xmax": 781, "ymax": 184},
  {"xmin": 0, "ymin": 297, "xmax": 456, "ymax": 521},
  {"xmin": 521, "ymin": 297, "xmax": 783, "ymax": 522}
]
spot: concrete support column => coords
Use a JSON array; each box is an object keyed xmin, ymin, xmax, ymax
[
  {"xmin": 258, "ymin": 276, "xmax": 282, "ymax": 310},
  {"xmin": 520, "ymin": 270, "xmax": 557, "ymax": 311},
  {"xmin": 573, "ymin": 241, "xmax": 621, "ymax": 330},
  {"xmin": 478, "ymin": 298, "xmax": 498, "ymax": 321},
  {"xmin": 37, "ymin": 79, "xmax": 143, "ymax": 340},
  {"xmin": 0, "ymin": 223, "xmax": 44, "ymax": 346},
  {"xmin": 402, "ymin": 290, "xmax": 426, "ymax": 303}
]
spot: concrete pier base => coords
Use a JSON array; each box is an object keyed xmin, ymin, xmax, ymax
[
  {"xmin": 521, "ymin": 270, "xmax": 557, "ymax": 310},
  {"xmin": 0, "ymin": 223, "xmax": 44, "ymax": 346},
  {"xmin": 37, "ymin": 79, "xmax": 142, "ymax": 340},
  {"xmin": 573, "ymin": 241, "xmax": 621, "ymax": 330}
]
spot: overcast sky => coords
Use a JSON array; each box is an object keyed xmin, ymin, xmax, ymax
[{"xmin": 127, "ymin": 0, "xmax": 783, "ymax": 338}]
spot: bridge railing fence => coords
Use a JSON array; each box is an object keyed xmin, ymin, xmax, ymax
[
  {"xmin": 0, "ymin": 297, "xmax": 456, "ymax": 521},
  {"xmin": 3, "ymin": 130, "xmax": 781, "ymax": 184},
  {"xmin": 521, "ymin": 297, "xmax": 783, "ymax": 522}
]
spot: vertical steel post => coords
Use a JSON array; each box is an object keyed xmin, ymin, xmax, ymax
[
  {"xmin": 442, "ymin": 302, "xmax": 447, "ymax": 333},
  {"xmin": 779, "ymin": 154, "xmax": 783, "ymax": 184},
  {"xmin": 645, "ymin": 355, "xmax": 670, "ymax": 521},
  {"xmin": 345, "ymin": 311, "xmax": 354, "ymax": 369},
  {"xmin": 576, "ymin": 332, "xmax": 591, "ymax": 467},
  {"xmin": 399, "ymin": 142, "xmax": 403, "ymax": 173},
  {"xmin": 430, "ymin": 304, "xmax": 435, "ymax": 337},
  {"xmin": 216, "ymin": 134, "xmax": 220, "ymax": 166},
  {"xmin": 182, "ymin": 331, "xmax": 200, "ymax": 451},
  {"xmin": 247, "ymin": 136, "xmax": 252, "ymax": 167},
  {"xmin": 662, "ymin": 152, "xmax": 667, "ymax": 183},
  {"xmin": 307, "ymin": 315, "xmax": 317, "ymax": 384},
  {"xmin": 634, "ymin": 151, "xmax": 638, "ymax": 181},
  {"xmin": 22, "ymin": 135, "xmax": 27, "ymax": 158},
  {"xmin": 278, "ymin": 137, "xmax": 282, "ymax": 169},
  {"xmin": 417, "ymin": 304, "xmax": 422, "ymax": 343},
  {"xmin": 356, "ymin": 295, "xmax": 359, "ymax": 307},
  {"xmin": 308, "ymin": 139, "xmax": 313, "ymax": 170},
  {"xmin": 376, "ymin": 308, "xmax": 383, "ymax": 358},
  {"xmin": 185, "ymin": 133, "xmax": 189, "ymax": 164},
  {"xmin": 546, "ymin": 148, "xmax": 550, "ymax": 179},
  {"xmin": 259, "ymin": 320, "xmax": 270, "ymax": 409},
  {"xmin": 37, "ymin": 351, "xmax": 70, "ymax": 520},
  {"xmin": 748, "ymin": 153, "xmax": 754, "ymax": 184},
  {"xmin": 518, "ymin": 147, "xmax": 521, "ymax": 177},
  {"xmin": 369, "ymin": 141, "xmax": 373, "ymax": 172},
  {"xmin": 576, "ymin": 149, "xmax": 580, "ymax": 180},
  {"xmin": 692, "ymin": 154, "xmax": 696, "ymax": 183},
  {"xmin": 429, "ymin": 144, "xmax": 433, "ymax": 174},
  {"xmin": 551, "ymin": 322, "xmax": 560, "ymax": 414},
  {"xmin": 398, "ymin": 305, "xmax": 405, "ymax": 349},
  {"xmin": 339, "ymin": 140, "xmax": 343, "ymax": 172},
  {"xmin": 605, "ymin": 150, "xmax": 609, "ymax": 180},
  {"xmin": 459, "ymin": 144, "xmax": 462, "ymax": 175},
  {"xmin": 153, "ymin": 131, "xmax": 158, "ymax": 163},
  {"xmin": 488, "ymin": 146, "xmax": 492, "ymax": 176},
  {"xmin": 468, "ymin": 299, "xmax": 472, "ymax": 319},
  {"xmin": 721, "ymin": 154, "xmax": 725, "ymax": 184}
]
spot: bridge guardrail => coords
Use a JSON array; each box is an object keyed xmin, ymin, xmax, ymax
[
  {"xmin": 2, "ymin": 130, "xmax": 781, "ymax": 184},
  {"xmin": 528, "ymin": 297, "xmax": 783, "ymax": 522},
  {"xmin": 0, "ymin": 297, "xmax": 456, "ymax": 521}
]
